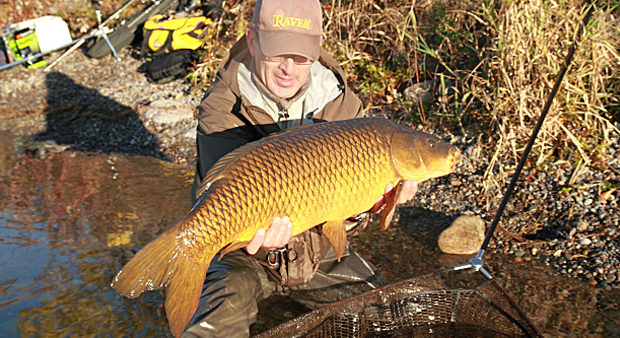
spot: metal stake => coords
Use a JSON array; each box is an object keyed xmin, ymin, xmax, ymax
[
  {"xmin": 439, "ymin": 5, "xmax": 593, "ymax": 281},
  {"xmin": 43, "ymin": 0, "xmax": 138, "ymax": 71}
]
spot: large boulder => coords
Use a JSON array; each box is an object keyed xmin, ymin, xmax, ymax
[{"xmin": 438, "ymin": 215, "xmax": 485, "ymax": 255}]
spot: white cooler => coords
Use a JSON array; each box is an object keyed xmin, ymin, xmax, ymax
[{"xmin": 8, "ymin": 15, "xmax": 73, "ymax": 53}]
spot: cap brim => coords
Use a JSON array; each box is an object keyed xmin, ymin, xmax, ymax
[{"xmin": 258, "ymin": 30, "xmax": 320, "ymax": 61}]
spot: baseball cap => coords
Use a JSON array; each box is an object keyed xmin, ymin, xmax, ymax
[{"xmin": 251, "ymin": 0, "xmax": 322, "ymax": 61}]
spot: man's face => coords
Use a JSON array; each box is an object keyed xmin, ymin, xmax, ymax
[{"xmin": 247, "ymin": 30, "xmax": 313, "ymax": 100}]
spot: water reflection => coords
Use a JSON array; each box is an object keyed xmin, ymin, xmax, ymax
[{"xmin": 0, "ymin": 139, "xmax": 192, "ymax": 336}]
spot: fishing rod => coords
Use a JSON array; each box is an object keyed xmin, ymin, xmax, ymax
[{"xmin": 443, "ymin": 6, "xmax": 595, "ymax": 278}]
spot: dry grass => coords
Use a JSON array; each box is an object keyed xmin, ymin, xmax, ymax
[
  {"xmin": 317, "ymin": 0, "xmax": 618, "ymax": 189},
  {"xmin": 321, "ymin": 0, "xmax": 422, "ymax": 112},
  {"xmin": 462, "ymin": 1, "xmax": 619, "ymax": 193},
  {"xmin": 189, "ymin": 1, "xmax": 252, "ymax": 92}
]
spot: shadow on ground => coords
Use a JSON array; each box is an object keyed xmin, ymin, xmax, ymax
[{"xmin": 32, "ymin": 72, "xmax": 167, "ymax": 159}]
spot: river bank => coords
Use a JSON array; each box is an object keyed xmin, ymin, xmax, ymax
[{"xmin": 0, "ymin": 44, "xmax": 618, "ymax": 294}]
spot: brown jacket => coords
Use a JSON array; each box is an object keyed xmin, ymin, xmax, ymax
[{"xmin": 191, "ymin": 36, "xmax": 366, "ymax": 286}]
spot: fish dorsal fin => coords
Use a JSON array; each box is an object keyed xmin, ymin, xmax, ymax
[
  {"xmin": 197, "ymin": 125, "xmax": 317, "ymax": 196},
  {"xmin": 379, "ymin": 180, "xmax": 404, "ymax": 230},
  {"xmin": 195, "ymin": 140, "xmax": 261, "ymax": 196},
  {"xmin": 321, "ymin": 219, "xmax": 347, "ymax": 261}
]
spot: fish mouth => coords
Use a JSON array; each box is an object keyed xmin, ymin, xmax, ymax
[{"xmin": 449, "ymin": 149, "xmax": 461, "ymax": 171}]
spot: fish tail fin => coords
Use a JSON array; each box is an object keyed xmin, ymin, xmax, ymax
[
  {"xmin": 165, "ymin": 252, "xmax": 210, "ymax": 337},
  {"xmin": 111, "ymin": 228, "xmax": 214, "ymax": 337},
  {"xmin": 111, "ymin": 230, "xmax": 180, "ymax": 297}
]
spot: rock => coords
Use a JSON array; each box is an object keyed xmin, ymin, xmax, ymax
[
  {"xmin": 514, "ymin": 248, "xmax": 525, "ymax": 257},
  {"xmin": 576, "ymin": 220, "xmax": 589, "ymax": 232},
  {"xmin": 182, "ymin": 126, "xmax": 197, "ymax": 140},
  {"xmin": 403, "ymin": 79, "xmax": 436, "ymax": 106},
  {"xmin": 437, "ymin": 215, "xmax": 485, "ymax": 255},
  {"xmin": 402, "ymin": 77, "xmax": 454, "ymax": 106},
  {"xmin": 568, "ymin": 227, "xmax": 577, "ymax": 238},
  {"xmin": 145, "ymin": 99, "xmax": 195, "ymax": 125}
]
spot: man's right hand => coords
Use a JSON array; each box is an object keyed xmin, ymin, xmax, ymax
[
  {"xmin": 369, "ymin": 180, "xmax": 418, "ymax": 213},
  {"xmin": 245, "ymin": 216, "xmax": 293, "ymax": 255}
]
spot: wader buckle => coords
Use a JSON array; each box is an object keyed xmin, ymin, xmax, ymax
[{"xmin": 267, "ymin": 247, "xmax": 298, "ymax": 266}]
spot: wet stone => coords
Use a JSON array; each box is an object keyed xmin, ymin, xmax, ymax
[{"xmin": 437, "ymin": 215, "xmax": 485, "ymax": 255}]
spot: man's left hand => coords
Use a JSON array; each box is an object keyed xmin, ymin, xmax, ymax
[{"xmin": 245, "ymin": 216, "xmax": 293, "ymax": 255}]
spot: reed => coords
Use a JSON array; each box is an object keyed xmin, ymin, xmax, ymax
[{"xmin": 466, "ymin": 1, "xmax": 618, "ymax": 193}]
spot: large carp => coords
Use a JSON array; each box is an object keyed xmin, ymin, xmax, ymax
[{"xmin": 111, "ymin": 117, "xmax": 460, "ymax": 337}]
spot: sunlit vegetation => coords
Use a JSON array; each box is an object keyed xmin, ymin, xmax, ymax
[{"xmin": 187, "ymin": 0, "xmax": 619, "ymax": 194}]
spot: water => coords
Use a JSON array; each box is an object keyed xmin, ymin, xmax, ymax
[
  {"xmin": 0, "ymin": 131, "xmax": 192, "ymax": 336},
  {"xmin": 0, "ymin": 131, "xmax": 617, "ymax": 337}
]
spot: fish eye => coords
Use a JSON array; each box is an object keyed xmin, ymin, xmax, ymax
[{"xmin": 427, "ymin": 139, "xmax": 436, "ymax": 148}]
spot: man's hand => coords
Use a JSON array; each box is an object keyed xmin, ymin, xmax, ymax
[
  {"xmin": 244, "ymin": 181, "xmax": 417, "ymax": 255},
  {"xmin": 370, "ymin": 180, "xmax": 418, "ymax": 213},
  {"xmin": 245, "ymin": 216, "xmax": 293, "ymax": 255}
]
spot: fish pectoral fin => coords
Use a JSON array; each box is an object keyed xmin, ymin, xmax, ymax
[
  {"xmin": 220, "ymin": 240, "xmax": 249, "ymax": 257},
  {"xmin": 379, "ymin": 180, "xmax": 404, "ymax": 230},
  {"xmin": 322, "ymin": 219, "xmax": 347, "ymax": 261}
]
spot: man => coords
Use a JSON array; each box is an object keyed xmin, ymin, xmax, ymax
[{"xmin": 185, "ymin": 0, "xmax": 417, "ymax": 336}]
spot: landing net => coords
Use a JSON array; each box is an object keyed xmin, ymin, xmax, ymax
[{"xmin": 256, "ymin": 271, "xmax": 540, "ymax": 337}]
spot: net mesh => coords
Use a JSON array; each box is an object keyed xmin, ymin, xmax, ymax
[{"xmin": 255, "ymin": 272, "xmax": 541, "ymax": 338}]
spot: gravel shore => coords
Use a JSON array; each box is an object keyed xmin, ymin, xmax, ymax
[{"xmin": 0, "ymin": 46, "xmax": 618, "ymax": 290}]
